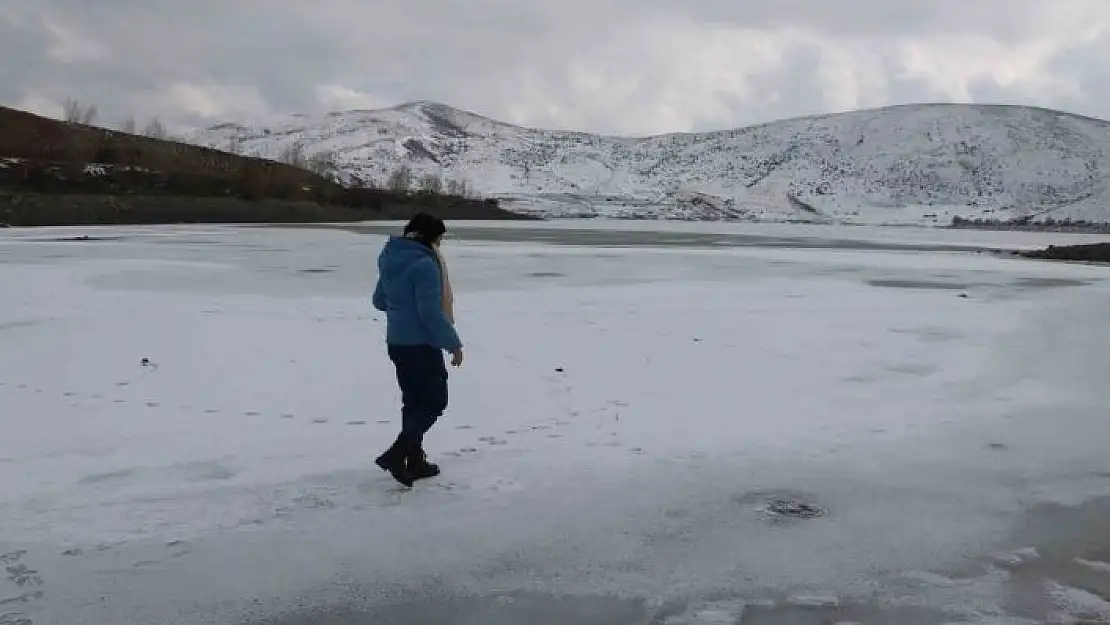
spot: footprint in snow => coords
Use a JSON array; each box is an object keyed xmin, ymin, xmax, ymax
[
  {"xmin": 205, "ymin": 409, "xmax": 220, "ymax": 414},
  {"xmin": 454, "ymin": 424, "xmax": 474, "ymax": 430},
  {"xmin": 478, "ymin": 436, "xmax": 508, "ymax": 446},
  {"xmin": 346, "ymin": 420, "xmax": 367, "ymax": 426}
]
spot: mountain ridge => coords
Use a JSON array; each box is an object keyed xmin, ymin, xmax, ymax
[
  {"xmin": 186, "ymin": 101, "xmax": 1110, "ymax": 225},
  {"xmin": 288, "ymin": 99, "xmax": 1110, "ymax": 139}
]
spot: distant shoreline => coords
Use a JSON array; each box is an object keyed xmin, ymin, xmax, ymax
[
  {"xmin": 0, "ymin": 192, "xmax": 535, "ymax": 227},
  {"xmin": 1012, "ymin": 242, "xmax": 1110, "ymax": 264},
  {"xmin": 948, "ymin": 222, "xmax": 1110, "ymax": 235}
]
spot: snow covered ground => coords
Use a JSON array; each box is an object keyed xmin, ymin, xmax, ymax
[{"xmin": 1, "ymin": 223, "xmax": 1110, "ymax": 624}]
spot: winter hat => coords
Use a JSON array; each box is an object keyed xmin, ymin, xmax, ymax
[{"xmin": 402, "ymin": 212, "xmax": 446, "ymax": 245}]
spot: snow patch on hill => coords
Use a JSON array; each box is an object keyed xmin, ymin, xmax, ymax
[{"xmin": 186, "ymin": 101, "xmax": 1110, "ymax": 225}]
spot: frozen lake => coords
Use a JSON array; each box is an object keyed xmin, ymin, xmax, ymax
[{"xmin": 1, "ymin": 221, "xmax": 1109, "ymax": 624}]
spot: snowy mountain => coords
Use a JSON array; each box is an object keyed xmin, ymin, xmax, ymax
[{"xmin": 185, "ymin": 101, "xmax": 1110, "ymax": 225}]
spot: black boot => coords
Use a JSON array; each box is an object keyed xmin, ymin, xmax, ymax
[
  {"xmin": 375, "ymin": 434, "xmax": 414, "ymax": 487},
  {"xmin": 406, "ymin": 440, "xmax": 440, "ymax": 480}
]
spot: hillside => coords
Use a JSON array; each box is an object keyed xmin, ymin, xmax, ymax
[
  {"xmin": 186, "ymin": 101, "xmax": 1110, "ymax": 226},
  {"xmin": 0, "ymin": 106, "xmax": 522, "ymax": 227},
  {"xmin": 1018, "ymin": 242, "xmax": 1110, "ymax": 262}
]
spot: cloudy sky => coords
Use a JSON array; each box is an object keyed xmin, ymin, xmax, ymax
[{"xmin": 2, "ymin": 0, "xmax": 1108, "ymax": 135}]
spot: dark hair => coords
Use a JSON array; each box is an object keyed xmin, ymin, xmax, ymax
[{"xmin": 402, "ymin": 212, "xmax": 446, "ymax": 245}]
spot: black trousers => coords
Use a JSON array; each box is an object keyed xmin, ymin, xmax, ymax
[{"xmin": 387, "ymin": 344, "xmax": 448, "ymax": 444}]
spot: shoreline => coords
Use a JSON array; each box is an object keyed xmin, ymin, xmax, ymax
[{"xmin": 0, "ymin": 192, "xmax": 534, "ymax": 227}]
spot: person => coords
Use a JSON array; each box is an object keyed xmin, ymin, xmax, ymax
[{"xmin": 371, "ymin": 212, "xmax": 463, "ymax": 487}]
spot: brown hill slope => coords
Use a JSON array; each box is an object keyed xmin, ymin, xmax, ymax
[{"xmin": 0, "ymin": 106, "xmax": 526, "ymax": 226}]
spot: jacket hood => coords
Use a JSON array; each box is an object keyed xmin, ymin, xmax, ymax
[{"xmin": 378, "ymin": 235, "xmax": 437, "ymax": 276}]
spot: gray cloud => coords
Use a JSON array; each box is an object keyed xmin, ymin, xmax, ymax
[
  {"xmin": 1, "ymin": 0, "xmax": 1108, "ymax": 134},
  {"xmin": 647, "ymin": 0, "xmax": 1074, "ymax": 40}
]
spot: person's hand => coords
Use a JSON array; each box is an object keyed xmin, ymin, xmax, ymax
[{"xmin": 450, "ymin": 347, "xmax": 464, "ymax": 367}]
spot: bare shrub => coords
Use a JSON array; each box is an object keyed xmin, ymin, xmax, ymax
[
  {"xmin": 387, "ymin": 165, "xmax": 412, "ymax": 192},
  {"xmin": 277, "ymin": 141, "xmax": 307, "ymax": 169},
  {"xmin": 305, "ymin": 150, "xmax": 337, "ymax": 179},
  {"xmin": 63, "ymin": 98, "xmax": 97, "ymax": 125},
  {"xmin": 418, "ymin": 173, "xmax": 442, "ymax": 194},
  {"xmin": 142, "ymin": 117, "xmax": 168, "ymax": 139},
  {"xmin": 445, "ymin": 178, "xmax": 469, "ymax": 198}
]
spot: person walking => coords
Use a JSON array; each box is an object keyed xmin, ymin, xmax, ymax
[{"xmin": 371, "ymin": 212, "xmax": 463, "ymax": 487}]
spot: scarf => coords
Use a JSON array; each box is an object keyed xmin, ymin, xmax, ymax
[{"xmin": 434, "ymin": 244, "xmax": 455, "ymax": 324}]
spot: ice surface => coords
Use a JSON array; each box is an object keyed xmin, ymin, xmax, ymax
[
  {"xmin": 1, "ymin": 223, "xmax": 1109, "ymax": 624},
  {"xmin": 1045, "ymin": 581, "xmax": 1110, "ymax": 622},
  {"xmin": 1078, "ymin": 559, "xmax": 1110, "ymax": 573}
]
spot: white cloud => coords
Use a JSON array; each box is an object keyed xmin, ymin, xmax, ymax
[
  {"xmin": 40, "ymin": 17, "xmax": 109, "ymax": 63},
  {"xmin": 136, "ymin": 83, "xmax": 271, "ymax": 120},
  {"xmin": 313, "ymin": 86, "xmax": 390, "ymax": 111},
  {"xmin": 16, "ymin": 93, "xmax": 63, "ymax": 119}
]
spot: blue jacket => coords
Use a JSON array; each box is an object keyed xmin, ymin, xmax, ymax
[{"xmin": 371, "ymin": 236, "xmax": 462, "ymax": 351}]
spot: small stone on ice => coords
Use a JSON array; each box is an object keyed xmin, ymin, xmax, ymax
[
  {"xmin": 989, "ymin": 546, "xmax": 1040, "ymax": 566},
  {"xmin": 766, "ymin": 497, "xmax": 826, "ymax": 519}
]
